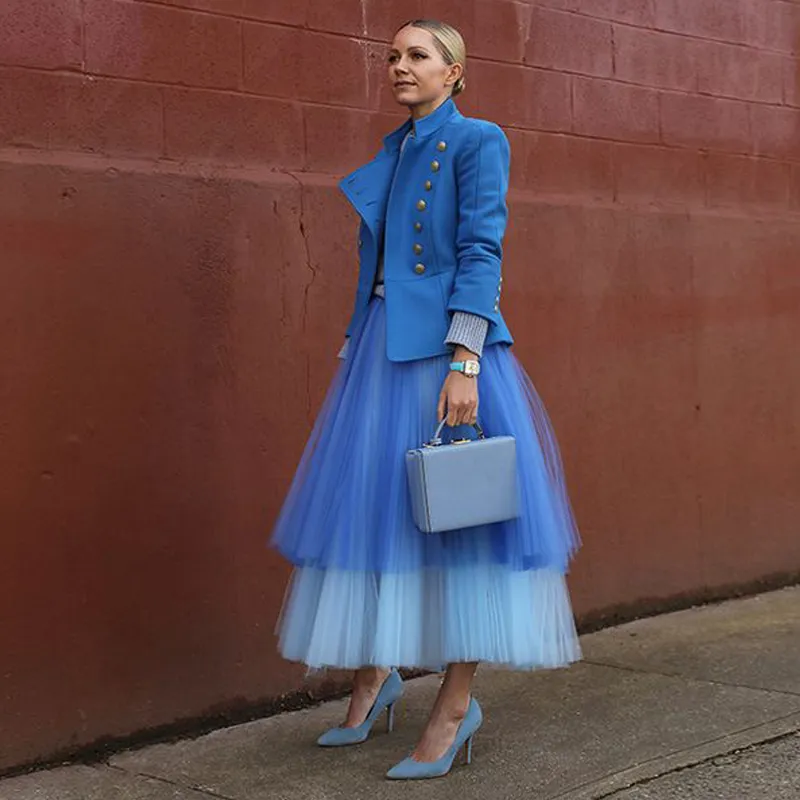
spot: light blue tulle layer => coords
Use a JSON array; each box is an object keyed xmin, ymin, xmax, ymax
[
  {"xmin": 270, "ymin": 296, "xmax": 581, "ymax": 575},
  {"xmin": 276, "ymin": 562, "xmax": 581, "ymax": 671}
]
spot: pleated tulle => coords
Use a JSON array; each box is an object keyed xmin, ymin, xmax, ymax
[
  {"xmin": 270, "ymin": 296, "xmax": 581, "ymax": 575},
  {"xmin": 269, "ymin": 295, "xmax": 582, "ymax": 671},
  {"xmin": 277, "ymin": 564, "xmax": 580, "ymax": 671}
]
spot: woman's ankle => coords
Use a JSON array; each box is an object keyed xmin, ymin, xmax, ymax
[{"xmin": 353, "ymin": 666, "xmax": 390, "ymax": 692}]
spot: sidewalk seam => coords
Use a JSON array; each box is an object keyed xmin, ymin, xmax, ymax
[
  {"xmin": 582, "ymin": 658, "xmax": 800, "ymax": 697},
  {"xmin": 550, "ymin": 711, "xmax": 800, "ymax": 800},
  {"xmin": 596, "ymin": 728, "xmax": 800, "ymax": 799}
]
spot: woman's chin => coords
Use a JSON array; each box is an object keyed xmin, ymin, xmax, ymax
[{"xmin": 392, "ymin": 90, "xmax": 417, "ymax": 107}]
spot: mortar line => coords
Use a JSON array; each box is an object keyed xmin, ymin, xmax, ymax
[{"xmin": 127, "ymin": 0, "xmax": 800, "ymax": 60}]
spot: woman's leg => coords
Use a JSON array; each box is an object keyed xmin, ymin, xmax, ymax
[
  {"xmin": 341, "ymin": 666, "xmax": 391, "ymax": 727},
  {"xmin": 410, "ymin": 661, "xmax": 478, "ymax": 761}
]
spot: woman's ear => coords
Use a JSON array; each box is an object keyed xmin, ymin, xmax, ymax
[{"xmin": 444, "ymin": 62, "xmax": 464, "ymax": 91}]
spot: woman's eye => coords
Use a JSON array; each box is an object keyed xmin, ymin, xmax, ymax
[
  {"xmin": 387, "ymin": 54, "xmax": 398, "ymax": 64},
  {"xmin": 412, "ymin": 52, "xmax": 426, "ymax": 60}
]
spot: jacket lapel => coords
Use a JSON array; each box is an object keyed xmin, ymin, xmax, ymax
[
  {"xmin": 338, "ymin": 116, "xmax": 414, "ymax": 239},
  {"xmin": 338, "ymin": 151, "xmax": 398, "ymax": 241}
]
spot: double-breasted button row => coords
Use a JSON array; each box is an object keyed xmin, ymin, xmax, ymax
[
  {"xmin": 412, "ymin": 142, "xmax": 447, "ymax": 276},
  {"xmin": 414, "ymin": 188, "xmax": 426, "ymax": 269}
]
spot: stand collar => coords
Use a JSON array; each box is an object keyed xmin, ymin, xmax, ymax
[{"xmin": 382, "ymin": 97, "xmax": 460, "ymax": 152}]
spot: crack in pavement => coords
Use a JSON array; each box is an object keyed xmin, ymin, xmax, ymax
[{"xmin": 103, "ymin": 763, "xmax": 239, "ymax": 800}]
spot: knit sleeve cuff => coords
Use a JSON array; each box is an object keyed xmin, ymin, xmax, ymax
[
  {"xmin": 337, "ymin": 337, "xmax": 350, "ymax": 360},
  {"xmin": 444, "ymin": 312, "xmax": 489, "ymax": 358}
]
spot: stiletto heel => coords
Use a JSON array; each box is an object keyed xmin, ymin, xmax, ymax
[
  {"xmin": 316, "ymin": 669, "xmax": 404, "ymax": 747},
  {"xmin": 386, "ymin": 697, "xmax": 484, "ymax": 780},
  {"xmin": 387, "ymin": 701, "xmax": 397, "ymax": 732}
]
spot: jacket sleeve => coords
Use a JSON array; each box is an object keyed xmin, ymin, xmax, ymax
[{"xmin": 447, "ymin": 121, "xmax": 510, "ymax": 322}]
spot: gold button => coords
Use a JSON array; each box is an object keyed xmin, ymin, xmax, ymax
[
  {"xmin": 437, "ymin": 141, "xmax": 447, "ymax": 151},
  {"xmin": 431, "ymin": 160, "xmax": 440, "ymax": 172},
  {"xmin": 413, "ymin": 243, "xmax": 423, "ymax": 255},
  {"xmin": 416, "ymin": 199, "xmax": 427, "ymax": 211},
  {"xmin": 358, "ymin": 238, "xmax": 363, "ymax": 247},
  {"xmin": 414, "ymin": 222, "xmax": 423, "ymax": 232},
  {"xmin": 424, "ymin": 180, "xmax": 432, "ymax": 190},
  {"xmin": 414, "ymin": 263, "xmax": 426, "ymax": 274}
]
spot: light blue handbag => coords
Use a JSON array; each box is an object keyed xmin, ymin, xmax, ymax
[{"xmin": 405, "ymin": 420, "xmax": 520, "ymax": 533}]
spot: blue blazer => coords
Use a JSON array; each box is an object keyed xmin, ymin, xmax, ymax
[{"xmin": 339, "ymin": 97, "xmax": 514, "ymax": 362}]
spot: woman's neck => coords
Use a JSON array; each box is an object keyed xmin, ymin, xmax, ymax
[{"xmin": 410, "ymin": 94, "xmax": 451, "ymax": 123}]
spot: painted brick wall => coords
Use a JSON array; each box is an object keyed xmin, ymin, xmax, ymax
[{"xmin": 1, "ymin": 0, "xmax": 799, "ymax": 773}]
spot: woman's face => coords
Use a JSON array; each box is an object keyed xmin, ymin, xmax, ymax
[{"xmin": 388, "ymin": 26, "xmax": 462, "ymax": 111}]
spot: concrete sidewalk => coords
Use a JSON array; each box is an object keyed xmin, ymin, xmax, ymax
[{"xmin": 2, "ymin": 586, "xmax": 799, "ymax": 800}]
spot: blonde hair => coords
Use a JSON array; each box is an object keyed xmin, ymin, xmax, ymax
[{"xmin": 397, "ymin": 19, "xmax": 467, "ymax": 96}]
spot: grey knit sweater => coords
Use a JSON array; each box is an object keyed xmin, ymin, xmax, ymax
[{"xmin": 338, "ymin": 129, "xmax": 490, "ymax": 361}]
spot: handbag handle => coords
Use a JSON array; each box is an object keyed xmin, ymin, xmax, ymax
[{"xmin": 426, "ymin": 419, "xmax": 486, "ymax": 447}]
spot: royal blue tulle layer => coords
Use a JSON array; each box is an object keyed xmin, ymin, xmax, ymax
[{"xmin": 270, "ymin": 295, "xmax": 580, "ymax": 576}]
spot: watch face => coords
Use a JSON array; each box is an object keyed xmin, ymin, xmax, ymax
[{"xmin": 465, "ymin": 360, "xmax": 480, "ymax": 377}]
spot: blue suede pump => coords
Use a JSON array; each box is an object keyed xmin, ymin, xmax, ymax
[
  {"xmin": 385, "ymin": 696, "xmax": 483, "ymax": 780},
  {"xmin": 316, "ymin": 669, "xmax": 404, "ymax": 747}
]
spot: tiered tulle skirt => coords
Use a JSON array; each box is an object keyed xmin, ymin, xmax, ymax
[{"xmin": 270, "ymin": 295, "xmax": 582, "ymax": 671}]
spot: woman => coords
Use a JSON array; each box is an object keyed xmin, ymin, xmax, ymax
[{"xmin": 270, "ymin": 19, "xmax": 581, "ymax": 780}]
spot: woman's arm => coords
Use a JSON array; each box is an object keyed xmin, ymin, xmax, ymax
[
  {"xmin": 438, "ymin": 122, "xmax": 510, "ymax": 426},
  {"xmin": 447, "ymin": 122, "xmax": 510, "ymax": 322}
]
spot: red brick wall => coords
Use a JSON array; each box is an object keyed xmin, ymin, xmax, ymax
[{"xmin": 2, "ymin": 0, "xmax": 799, "ymax": 772}]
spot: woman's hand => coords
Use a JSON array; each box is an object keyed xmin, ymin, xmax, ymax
[{"xmin": 437, "ymin": 346, "xmax": 480, "ymax": 427}]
